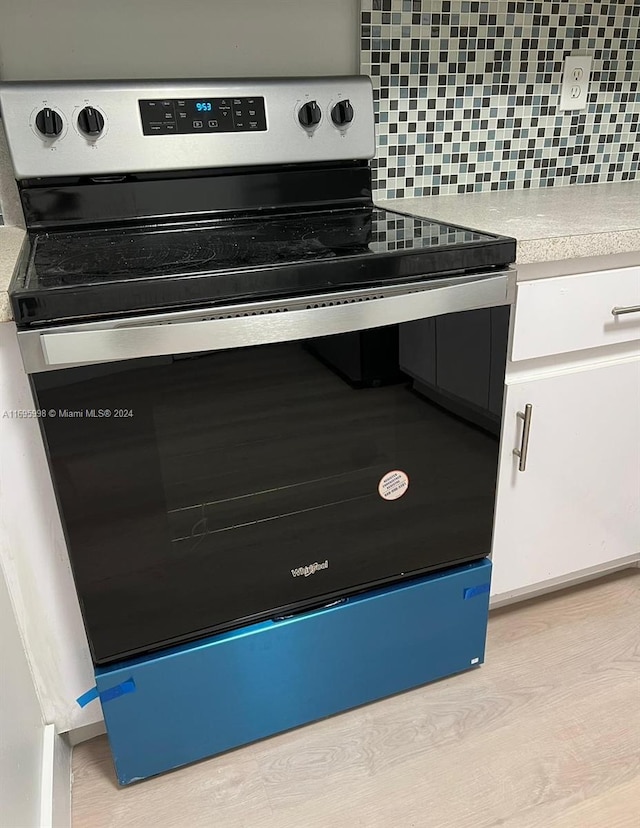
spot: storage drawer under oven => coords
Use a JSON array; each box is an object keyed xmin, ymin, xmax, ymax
[{"xmin": 95, "ymin": 559, "xmax": 492, "ymax": 785}]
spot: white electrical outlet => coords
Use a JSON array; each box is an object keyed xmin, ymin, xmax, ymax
[{"xmin": 559, "ymin": 54, "xmax": 592, "ymax": 112}]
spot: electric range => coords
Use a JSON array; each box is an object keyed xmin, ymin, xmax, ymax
[{"xmin": 1, "ymin": 75, "xmax": 514, "ymax": 784}]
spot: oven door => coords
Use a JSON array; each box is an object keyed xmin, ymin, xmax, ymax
[{"xmin": 21, "ymin": 271, "xmax": 512, "ymax": 664}]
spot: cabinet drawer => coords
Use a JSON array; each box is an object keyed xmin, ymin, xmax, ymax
[{"xmin": 512, "ymin": 267, "xmax": 640, "ymax": 362}]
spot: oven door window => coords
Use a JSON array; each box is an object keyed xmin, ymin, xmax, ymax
[{"xmin": 32, "ymin": 307, "xmax": 509, "ymax": 664}]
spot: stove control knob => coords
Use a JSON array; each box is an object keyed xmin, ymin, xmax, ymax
[
  {"xmin": 35, "ymin": 108, "xmax": 64, "ymax": 138},
  {"xmin": 77, "ymin": 106, "xmax": 105, "ymax": 137},
  {"xmin": 298, "ymin": 101, "xmax": 321, "ymax": 129},
  {"xmin": 331, "ymin": 99, "xmax": 354, "ymax": 127}
]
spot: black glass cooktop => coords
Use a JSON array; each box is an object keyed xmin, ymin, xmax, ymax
[{"xmin": 11, "ymin": 207, "xmax": 516, "ymax": 326}]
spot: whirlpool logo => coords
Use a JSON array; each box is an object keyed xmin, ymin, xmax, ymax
[{"xmin": 291, "ymin": 560, "xmax": 329, "ymax": 578}]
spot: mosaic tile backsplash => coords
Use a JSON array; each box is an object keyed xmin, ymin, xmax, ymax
[{"xmin": 360, "ymin": 0, "xmax": 640, "ymax": 198}]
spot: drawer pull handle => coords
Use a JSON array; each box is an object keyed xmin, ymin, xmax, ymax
[
  {"xmin": 611, "ymin": 305, "xmax": 640, "ymax": 316},
  {"xmin": 513, "ymin": 404, "xmax": 533, "ymax": 473}
]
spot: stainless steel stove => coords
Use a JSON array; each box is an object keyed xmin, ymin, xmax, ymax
[{"xmin": 1, "ymin": 76, "xmax": 515, "ymax": 666}]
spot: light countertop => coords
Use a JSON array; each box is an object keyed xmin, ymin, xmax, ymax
[
  {"xmin": 0, "ymin": 119, "xmax": 26, "ymax": 324},
  {"xmin": 0, "ymin": 226, "xmax": 25, "ymax": 324},
  {"xmin": 378, "ymin": 181, "xmax": 640, "ymax": 266}
]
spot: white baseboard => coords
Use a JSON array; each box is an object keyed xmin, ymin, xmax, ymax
[
  {"xmin": 40, "ymin": 724, "xmax": 72, "ymax": 828},
  {"xmin": 490, "ymin": 554, "xmax": 640, "ymax": 610}
]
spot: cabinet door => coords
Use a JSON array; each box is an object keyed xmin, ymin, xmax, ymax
[{"xmin": 491, "ymin": 358, "xmax": 640, "ymax": 597}]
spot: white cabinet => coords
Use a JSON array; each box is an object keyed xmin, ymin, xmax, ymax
[
  {"xmin": 512, "ymin": 266, "xmax": 640, "ymax": 361},
  {"xmin": 491, "ymin": 356, "xmax": 640, "ymax": 599}
]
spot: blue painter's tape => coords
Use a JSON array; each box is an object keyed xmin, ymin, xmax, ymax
[
  {"xmin": 76, "ymin": 686, "xmax": 99, "ymax": 708},
  {"xmin": 100, "ymin": 678, "xmax": 136, "ymax": 703},
  {"xmin": 76, "ymin": 678, "xmax": 136, "ymax": 708},
  {"xmin": 463, "ymin": 582, "xmax": 491, "ymax": 600}
]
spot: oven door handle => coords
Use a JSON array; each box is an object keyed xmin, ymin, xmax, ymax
[{"xmin": 24, "ymin": 271, "xmax": 513, "ymax": 372}]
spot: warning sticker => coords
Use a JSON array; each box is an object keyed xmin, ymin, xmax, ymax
[{"xmin": 378, "ymin": 470, "xmax": 409, "ymax": 501}]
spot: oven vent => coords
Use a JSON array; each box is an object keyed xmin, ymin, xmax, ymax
[
  {"xmin": 196, "ymin": 290, "xmax": 392, "ymax": 322},
  {"xmin": 304, "ymin": 294, "xmax": 384, "ymax": 309},
  {"xmin": 161, "ymin": 280, "xmax": 442, "ymax": 327},
  {"xmin": 209, "ymin": 307, "xmax": 290, "ymax": 320}
]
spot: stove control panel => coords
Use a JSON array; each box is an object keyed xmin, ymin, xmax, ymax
[
  {"xmin": 140, "ymin": 97, "xmax": 267, "ymax": 135},
  {"xmin": 0, "ymin": 77, "xmax": 375, "ymax": 179}
]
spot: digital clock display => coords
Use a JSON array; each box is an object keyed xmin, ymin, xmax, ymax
[{"xmin": 139, "ymin": 96, "xmax": 267, "ymax": 135}]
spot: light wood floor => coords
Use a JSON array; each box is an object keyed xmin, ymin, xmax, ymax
[{"xmin": 72, "ymin": 569, "xmax": 640, "ymax": 828}]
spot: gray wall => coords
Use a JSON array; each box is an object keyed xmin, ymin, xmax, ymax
[{"xmin": 0, "ymin": 0, "xmax": 359, "ymax": 80}]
